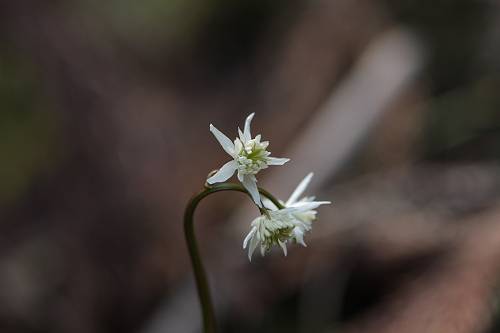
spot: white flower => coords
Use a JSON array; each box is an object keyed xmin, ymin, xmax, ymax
[
  {"xmin": 207, "ymin": 113, "xmax": 290, "ymax": 207},
  {"xmin": 243, "ymin": 173, "xmax": 330, "ymax": 260}
]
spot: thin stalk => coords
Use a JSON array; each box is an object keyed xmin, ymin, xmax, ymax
[{"xmin": 183, "ymin": 183, "xmax": 283, "ymax": 333}]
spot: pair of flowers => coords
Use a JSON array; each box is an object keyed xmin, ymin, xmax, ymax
[{"xmin": 208, "ymin": 113, "xmax": 330, "ymax": 260}]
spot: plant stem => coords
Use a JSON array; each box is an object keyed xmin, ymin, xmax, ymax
[{"xmin": 183, "ymin": 183, "xmax": 283, "ymax": 333}]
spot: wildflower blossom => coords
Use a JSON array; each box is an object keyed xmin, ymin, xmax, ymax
[
  {"xmin": 207, "ymin": 113, "xmax": 289, "ymax": 207},
  {"xmin": 243, "ymin": 173, "xmax": 330, "ymax": 260}
]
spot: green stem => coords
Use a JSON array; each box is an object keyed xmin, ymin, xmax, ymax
[{"xmin": 183, "ymin": 183, "xmax": 283, "ymax": 333}]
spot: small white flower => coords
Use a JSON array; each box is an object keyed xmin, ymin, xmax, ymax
[
  {"xmin": 207, "ymin": 113, "xmax": 290, "ymax": 207},
  {"xmin": 243, "ymin": 173, "xmax": 330, "ymax": 260}
]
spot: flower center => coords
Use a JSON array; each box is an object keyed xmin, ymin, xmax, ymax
[
  {"xmin": 262, "ymin": 226, "xmax": 293, "ymax": 249},
  {"xmin": 235, "ymin": 138, "xmax": 270, "ymax": 175},
  {"xmin": 254, "ymin": 212, "xmax": 295, "ymax": 251}
]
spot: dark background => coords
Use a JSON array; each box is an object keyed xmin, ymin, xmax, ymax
[{"xmin": 1, "ymin": 1, "xmax": 500, "ymax": 332}]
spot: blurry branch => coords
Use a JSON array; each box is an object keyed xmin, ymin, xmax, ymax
[
  {"xmin": 254, "ymin": 0, "xmax": 387, "ymax": 143},
  {"xmin": 262, "ymin": 28, "xmax": 424, "ymax": 198}
]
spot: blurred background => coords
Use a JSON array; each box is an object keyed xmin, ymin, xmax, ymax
[{"xmin": 1, "ymin": 0, "xmax": 500, "ymax": 332}]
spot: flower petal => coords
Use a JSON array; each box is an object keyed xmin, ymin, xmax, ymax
[
  {"xmin": 248, "ymin": 232, "xmax": 259, "ymax": 261},
  {"xmin": 234, "ymin": 138, "xmax": 243, "ymax": 154},
  {"xmin": 262, "ymin": 198, "xmax": 279, "ymax": 210},
  {"xmin": 282, "ymin": 201, "xmax": 331, "ymax": 213},
  {"xmin": 210, "ymin": 124, "xmax": 235, "ymax": 156},
  {"xmin": 207, "ymin": 160, "xmax": 237, "ymax": 184},
  {"xmin": 278, "ymin": 240, "xmax": 288, "ymax": 256},
  {"xmin": 286, "ymin": 173, "xmax": 314, "ymax": 206},
  {"xmin": 238, "ymin": 127, "xmax": 246, "ymax": 143},
  {"xmin": 243, "ymin": 226, "xmax": 257, "ymax": 249},
  {"xmin": 267, "ymin": 157, "xmax": 290, "ymax": 166},
  {"xmin": 293, "ymin": 227, "xmax": 307, "ymax": 247},
  {"xmin": 242, "ymin": 175, "xmax": 262, "ymax": 207},
  {"xmin": 237, "ymin": 171, "xmax": 244, "ymax": 182},
  {"xmin": 243, "ymin": 113, "xmax": 255, "ymax": 141}
]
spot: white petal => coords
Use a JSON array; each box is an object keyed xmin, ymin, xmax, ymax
[
  {"xmin": 278, "ymin": 240, "xmax": 288, "ymax": 256},
  {"xmin": 243, "ymin": 113, "xmax": 255, "ymax": 141},
  {"xmin": 262, "ymin": 198, "xmax": 278, "ymax": 210},
  {"xmin": 243, "ymin": 227, "xmax": 256, "ymax": 249},
  {"xmin": 234, "ymin": 138, "xmax": 243, "ymax": 154},
  {"xmin": 242, "ymin": 175, "xmax": 262, "ymax": 207},
  {"xmin": 207, "ymin": 160, "xmax": 237, "ymax": 184},
  {"xmin": 238, "ymin": 127, "xmax": 246, "ymax": 143},
  {"xmin": 281, "ymin": 201, "xmax": 331, "ymax": 214},
  {"xmin": 267, "ymin": 157, "xmax": 290, "ymax": 166},
  {"xmin": 210, "ymin": 124, "xmax": 235, "ymax": 156},
  {"xmin": 237, "ymin": 171, "xmax": 244, "ymax": 182},
  {"xmin": 293, "ymin": 227, "xmax": 307, "ymax": 247},
  {"xmin": 286, "ymin": 172, "xmax": 313, "ymax": 206},
  {"xmin": 248, "ymin": 233, "xmax": 259, "ymax": 261}
]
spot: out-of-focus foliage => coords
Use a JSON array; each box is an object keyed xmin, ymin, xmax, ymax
[
  {"xmin": 2, "ymin": 0, "xmax": 500, "ymax": 332},
  {"xmin": 387, "ymin": 0, "xmax": 490, "ymax": 91},
  {"xmin": 0, "ymin": 49, "xmax": 60, "ymax": 206},
  {"xmin": 424, "ymin": 78, "xmax": 500, "ymax": 160}
]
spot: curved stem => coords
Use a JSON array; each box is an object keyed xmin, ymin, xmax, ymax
[{"xmin": 183, "ymin": 183, "xmax": 283, "ymax": 333}]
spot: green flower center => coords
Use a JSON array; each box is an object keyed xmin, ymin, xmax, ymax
[
  {"xmin": 262, "ymin": 226, "xmax": 293, "ymax": 250},
  {"xmin": 235, "ymin": 139, "xmax": 270, "ymax": 175}
]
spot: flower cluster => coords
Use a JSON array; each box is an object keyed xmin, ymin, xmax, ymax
[{"xmin": 208, "ymin": 113, "xmax": 330, "ymax": 260}]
